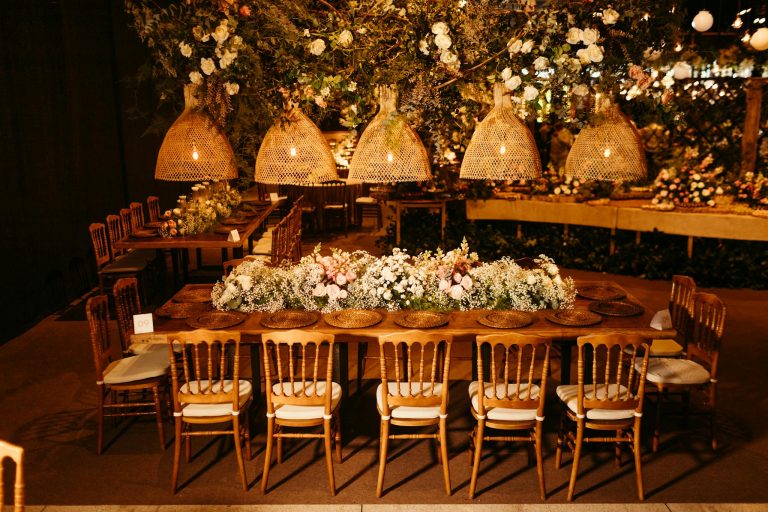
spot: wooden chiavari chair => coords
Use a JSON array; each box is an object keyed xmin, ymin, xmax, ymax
[
  {"xmin": 555, "ymin": 333, "xmax": 650, "ymax": 501},
  {"xmin": 644, "ymin": 292, "xmax": 726, "ymax": 452},
  {"xmin": 469, "ymin": 333, "xmax": 551, "ymax": 499},
  {"xmin": 89, "ymin": 223, "xmax": 148, "ymax": 298},
  {"xmin": 166, "ymin": 330, "xmax": 253, "ymax": 492},
  {"xmin": 112, "ymin": 277, "xmax": 169, "ymax": 357},
  {"xmin": 376, "ymin": 331, "xmax": 453, "ymax": 497},
  {"xmin": 119, "ymin": 208, "xmax": 134, "ymax": 236},
  {"xmin": 129, "ymin": 202, "xmax": 146, "ymax": 231},
  {"xmin": 320, "ymin": 181, "xmax": 348, "ymax": 236},
  {"xmin": 0, "ymin": 440, "xmax": 24, "ymax": 512},
  {"xmin": 261, "ymin": 330, "xmax": 342, "ymax": 495},
  {"xmin": 86, "ymin": 295, "xmax": 168, "ymax": 455},
  {"xmin": 147, "ymin": 196, "xmax": 161, "ymax": 222},
  {"xmin": 649, "ymin": 275, "xmax": 696, "ymax": 357}
]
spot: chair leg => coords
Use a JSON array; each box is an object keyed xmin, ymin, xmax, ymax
[
  {"xmin": 323, "ymin": 418, "xmax": 337, "ymax": 496},
  {"xmin": 185, "ymin": 426, "xmax": 192, "ymax": 463},
  {"xmin": 243, "ymin": 410, "xmax": 252, "ymax": 460},
  {"xmin": 555, "ymin": 409, "xmax": 565, "ymax": 470},
  {"xmin": 567, "ymin": 419, "xmax": 584, "ymax": 501},
  {"xmin": 232, "ymin": 415, "xmax": 248, "ymax": 491},
  {"xmin": 171, "ymin": 417, "xmax": 183, "ymax": 493},
  {"xmin": 614, "ymin": 429, "xmax": 622, "ymax": 467},
  {"xmin": 335, "ymin": 414, "xmax": 343, "ymax": 464},
  {"xmin": 276, "ymin": 425, "xmax": 283, "ymax": 464},
  {"xmin": 439, "ymin": 416, "xmax": 451, "ymax": 496},
  {"xmin": 376, "ymin": 419, "xmax": 390, "ymax": 498},
  {"xmin": 633, "ymin": 420, "xmax": 645, "ymax": 500},
  {"xmin": 468, "ymin": 420, "xmax": 484, "ymax": 499},
  {"xmin": 261, "ymin": 416, "xmax": 275, "ymax": 494},
  {"xmin": 653, "ymin": 389, "xmax": 664, "ymax": 453},
  {"xmin": 710, "ymin": 408, "xmax": 718, "ymax": 451},
  {"xmin": 535, "ymin": 421, "xmax": 547, "ymax": 500},
  {"xmin": 96, "ymin": 386, "xmax": 105, "ymax": 455},
  {"xmin": 357, "ymin": 342, "xmax": 368, "ymax": 391},
  {"xmin": 152, "ymin": 385, "xmax": 165, "ymax": 450}
]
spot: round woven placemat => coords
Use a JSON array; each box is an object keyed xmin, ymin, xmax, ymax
[
  {"xmin": 186, "ymin": 310, "xmax": 247, "ymax": 329},
  {"xmin": 172, "ymin": 288, "xmax": 213, "ymax": 303},
  {"xmin": 477, "ymin": 310, "xmax": 533, "ymax": 329},
  {"xmin": 588, "ymin": 300, "xmax": 644, "ymax": 317},
  {"xmin": 545, "ymin": 309, "xmax": 602, "ymax": 327},
  {"xmin": 131, "ymin": 229, "xmax": 159, "ymax": 238},
  {"xmin": 577, "ymin": 284, "xmax": 626, "ymax": 301},
  {"xmin": 261, "ymin": 310, "xmax": 320, "ymax": 329},
  {"xmin": 219, "ymin": 216, "xmax": 250, "ymax": 225},
  {"xmin": 155, "ymin": 302, "xmax": 211, "ymax": 319},
  {"xmin": 323, "ymin": 309, "xmax": 383, "ymax": 329},
  {"xmin": 394, "ymin": 311, "xmax": 449, "ymax": 329}
]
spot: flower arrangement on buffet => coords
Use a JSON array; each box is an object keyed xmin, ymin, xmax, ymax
[
  {"xmin": 211, "ymin": 240, "xmax": 576, "ymax": 314},
  {"xmin": 159, "ymin": 183, "xmax": 241, "ymax": 237},
  {"xmin": 732, "ymin": 171, "xmax": 768, "ymax": 209},
  {"xmin": 651, "ymin": 148, "xmax": 724, "ymax": 208}
]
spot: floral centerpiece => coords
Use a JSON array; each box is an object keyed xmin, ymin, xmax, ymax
[
  {"xmin": 347, "ymin": 248, "xmax": 428, "ymax": 311},
  {"xmin": 652, "ymin": 148, "xmax": 724, "ymax": 208},
  {"xmin": 160, "ymin": 184, "xmax": 241, "ymax": 237},
  {"xmin": 732, "ymin": 172, "xmax": 768, "ymax": 209},
  {"xmin": 212, "ymin": 259, "xmax": 286, "ymax": 312}
]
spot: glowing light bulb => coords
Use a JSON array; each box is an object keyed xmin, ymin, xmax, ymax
[
  {"xmin": 603, "ymin": 148, "xmax": 612, "ymax": 158},
  {"xmin": 499, "ymin": 144, "xmax": 507, "ymax": 155},
  {"xmin": 743, "ymin": 32, "xmax": 752, "ymax": 43},
  {"xmin": 191, "ymin": 144, "xmax": 199, "ymax": 161},
  {"xmin": 387, "ymin": 152, "xmax": 394, "ymax": 163},
  {"xmin": 692, "ymin": 10, "xmax": 714, "ymax": 32},
  {"xmin": 289, "ymin": 146, "xmax": 297, "ymax": 157},
  {"xmin": 674, "ymin": 42, "xmax": 683, "ymax": 52},
  {"xmin": 732, "ymin": 15, "xmax": 743, "ymax": 29},
  {"xmin": 642, "ymin": 12, "xmax": 650, "ymax": 21}
]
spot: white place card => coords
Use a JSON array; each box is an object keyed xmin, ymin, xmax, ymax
[
  {"xmin": 269, "ymin": 192, "xmax": 279, "ymax": 202},
  {"xmin": 228, "ymin": 229, "xmax": 240, "ymax": 242},
  {"xmin": 650, "ymin": 309, "xmax": 672, "ymax": 330},
  {"xmin": 133, "ymin": 313, "xmax": 154, "ymax": 334}
]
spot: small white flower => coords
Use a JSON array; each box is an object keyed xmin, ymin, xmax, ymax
[
  {"xmin": 335, "ymin": 273, "xmax": 347, "ymax": 285},
  {"xmin": 602, "ymin": 8, "xmax": 620, "ymax": 25},
  {"xmin": 523, "ymin": 85, "xmax": 539, "ymax": 101},
  {"xmin": 303, "ymin": 29, "xmax": 311, "ymax": 37},
  {"xmin": 509, "ymin": 39, "xmax": 523, "ymax": 54},
  {"xmin": 702, "ymin": 189, "xmax": 711, "ymax": 197},
  {"xmin": 586, "ymin": 44, "xmax": 603, "ymax": 63},
  {"xmin": 179, "ymin": 42, "xmax": 192, "ymax": 58},
  {"xmin": 554, "ymin": 187, "xmax": 561, "ymax": 195},
  {"xmin": 314, "ymin": 95, "xmax": 327, "ymax": 108},
  {"xmin": 501, "ymin": 67, "xmax": 512, "ymax": 81},
  {"xmin": 707, "ymin": 199, "xmax": 716, "ymax": 206},
  {"xmin": 224, "ymin": 81, "xmax": 240, "ymax": 95},
  {"xmin": 212, "ymin": 22, "xmax": 229, "ymax": 44},
  {"xmin": 434, "ymin": 33, "xmax": 452, "ymax": 50},
  {"xmin": 189, "ymin": 71, "xmax": 203, "ymax": 85},
  {"xmin": 439, "ymin": 279, "xmax": 450, "ymax": 291},
  {"xmin": 347, "ymin": 81, "xmax": 357, "ymax": 92},
  {"xmin": 527, "ymin": 275, "xmax": 537, "ymax": 285},
  {"xmin": 235, "ymin": 275, "xmax": 253, "ymax": 291},
  {"xmin": 173, "ymin": 207, "xmax": 182, "ymax": 215},
  {"xmin": 660, "ymin": 190, "xmax": 669, "ymax": 197},
  {"xmin": 419, "ymin": 39, "xmax": 430, "ymax": 55},
  {"xmin": 533, "ymin": 56, "xmax": 549, "ymax": 70},
  {"xmin": 338, "ymin": 29, "xmax": 353, "ymax": 47},
  {"xmin": 521, "ymin": 40, "xmax": 535, "ymax": 54},
  {"xmin": 572, "ymin": 84, "xmax": 589, "ymax": 96},
  {"xmin": 218, "ymin": 49, "xmax": 237, "ymax": 69},
  {"xmin": 431, "ymin": 22, "xmax": 449, "ymax": 35},
  {"xmin": 566, "ymin": 27, "xmax": 583, "ymax": 45},
  {"xmin": 662, "ymin": 74, "xmax": 675, "ymax": 88},
  {"xmin": 716, "ymin": 186, "xmax": 724, "ymax": 195},
  {"xmin": 320, "ymin": 86, "xmax": 330, "ymax": 97},
  {"xmin": 308, "ymin": 38, "xmax": 326, "ymax": 56},
  {"xmin": 505, "ymin": 76, "xmax": 522, "ymax": 91},
  {"xmin": 576, "ymin": 48, "xmax": 591, "ymax": 65},
  {"xmin": 200, "ymin": 58, "xmax": 216, "ymax": 75},
  {"xmin": 440, "ymin": 50, "xmax": 459, "ymax": 67},
  {"xmin": 449, "ymin": 284, "xmax": 464, "ymax": 300},
  {"xmin": 581, "ymin": 28, "xmax": 599, "ymax": 45},
  {"xmin": 383, "ymin": 290, "xmax": 393, "ymax": 301},
  {"xmin": 460, "ymin": 275, "xmax": 472, "ymax": 290}
]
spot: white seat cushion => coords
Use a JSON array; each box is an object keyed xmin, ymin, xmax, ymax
[
  {"xmin": 103, "ymin": 350, "xmax": 169, "ymax": 384},
  {"xmin": 251, "ymin": 239, "xmax": 272, "ymax": 255},
  {"xmin": 130, "ymin": 341, "xmax": 182, "ymax": 355},
  {"xmin": 556, "ymin": 384, "xmax": 636, "ymax": 420},
  {"xmin": 250, "ymin": 255, "xmax": 272, "ymax": 263},
  {"xmin": 642, "ymin": 358, "xmax": 710, "ymax": 385},
  {"xmin": 468, "ymin": 381, "xmax": 540, "ymax": 422},
  {"xmin": 180, "ymin": 380, "xmax": 252, "ymax": 417},
  {"xmin": 376, "ymin": 382, "xmax": 444, "ymax": 420},
  {"xmin": 356, "ymin": 197, "xmax": 377, "ymax": 204},
  {"xmin": 271, "ymin": 381, "xmax": 341, "ymax": 420}
]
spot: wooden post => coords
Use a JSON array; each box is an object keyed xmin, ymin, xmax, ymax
[
  {"xmin": 687, "ymin": 236, "xmax": 694, "ymax": 259},
  {"xmin": 742, "ymin": 78, "xmax": 765, "ymax": 175},
  {"xmin": 609, "ymin": 227, "xmax": 616, "ymax": 256}
]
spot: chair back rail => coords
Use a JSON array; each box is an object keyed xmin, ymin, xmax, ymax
[
  {"xmin": 261, "ymin": 330, "xmax": 336, "ymax": 413},
  {"xmin": 129, "ymin": 202, "xmax": 145, "ymax": 231},
  {"xmin": 0, "ymin": 439, "xmax": 24, "ymax": 512},
  {"xmin": 113, "ymin": 277, "xmax": 141, "ymax": 354},
  {"xmin": 86, "ymin": 294, "xmax": 116, "ymax": 381},
  {"xmin": 669, "ymin": 275, "xmax": 696, "ymax": 344},
  {"xmin": 378, "ymin": 331, "xmax": 452, "ymax": 413},
  {"xmin": 106, "ymin": 214, "xmax": 126, "ymax": 260},
  {"xmin": 147, "ymin": 196, "xmax": 161, "ymax": 222},
  {"xmin": 576, "ymin": 334, "xmax": 650, "ymax": 415},
  {"xmin": 688, "ymin": 292, "xmax": 726, "ymax": 377},
  {"xmin": 119, "ymin": 208, "xmax": 133, "ymax": 236},
  {"xmin": 89, "ymin": 223, "xmax": 113, "ymax": 270},
  {"xmin": 475, "ymin": 333, "xmax": 551, "ymax": 416}
]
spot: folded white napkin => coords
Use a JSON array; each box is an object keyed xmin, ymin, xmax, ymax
[{"xmin": 650, "ymin": 309, "xmax": 673, "ymax": 330}]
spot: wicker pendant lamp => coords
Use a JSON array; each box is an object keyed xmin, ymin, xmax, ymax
[
  {"xmin": 155, "ymin": 85, "xmax": 238, "ymax": 181},
  {"xmin": 565, "ymin": 101, "xmax": 647, "ymax": 181},
  {"xmin": 460, "ymin": 83, "xmax": 542, "ymax": 180},
  {"xmin": 348, "ymin": 85, "xmax": 430, "ymax": 183},
  {"xmin": 254, "ymin": 106, "xmax": 338, "ymax": 185}
]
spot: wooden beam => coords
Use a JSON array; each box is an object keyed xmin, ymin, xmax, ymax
[{"xmin": 742, "ymin": 78, "xmax": 764, "ymax": 175}]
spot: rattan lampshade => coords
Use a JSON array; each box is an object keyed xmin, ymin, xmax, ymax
[
  {"xmin": 460, "ymin": 83, "xmax": 541, "ymax": 180},
  {"xmin": 565, "ymin": 104, "xmax": 647, "ymax": 181},
  {"xmin": 254, "ymin": 107, "xmax": 338, "ymax": 185},
  {"xmin": 155, "ymin": 85, "xmax": 238, "ymax": 182},
  {"xmin": 348, "ymin": 85, "xmax": 430, "ymax": 183}
]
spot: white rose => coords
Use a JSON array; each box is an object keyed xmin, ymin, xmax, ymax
[
  {"xmin": 218, "ymin": 49, "xmax": 237, "ymax": 69},
  {"xmin": 501, "ymin": 67, "xmax": 512, "ymax": 81},
  {"xmin": 449, "ymin": 284, "xmax": 464, "ymax": 300},
  {"xmin": 453, "ymin": 273, "xmax": 462, "ymax": 284},
  {"xmin": 602, "ymin": 8, "xmax": 620, "ymax": 25},
  {"xmin": 172, "ymin": 207, "xmax": 182, "ymax": 215},
  {"xmin": 308, "ymin": 38, "xmax": 326, "ymax": 56},
  {"xmin": 566, "ymin": 27, "xmax": 583, "ymax": 45},
  {"xmin": 509, "ymin": 39, "xmax": 522, "ymax": 54},
  {"xmin": 189, "ymin": 71, "xmax": 203, "ymax": 85},
  {"xmin": 335, "ymin": 274, "xmax": 347, "ymax": 285},
  {"xmin": 339, "ymin": 289, "xmax": 348, "ymax": 300},
  {"xmin": 212, "ymin": 22, "xmax": 229, "ymax": 44},
  {"xmin": 576, "ymin": 48, "xmax": 591, "ymax": 65},
  {"xmin": 419, "ymin": 39, "xmax": 430, "ymax": 55},
  {"xmin": 504, "ymin": 76, "xmax": 522, "ymax": 91},
  {"xmin": 586, "ymin": 44, "xmax": 603, "ymax": 63},
  {"xmin": 707, "ymin": 200, "xmax": 716, "ymax": 206},
  {"xmin": 326, "ymin": 284, "xmax": 341, "ymax": 300},
  {"xmin": 440, "ymin": 50, "xmax": 459, "ymax": 67},
  {"xmin": 526, "ymin": 275, "xmax": 536, "ymax": 285},
  {"xmin": 572, "ymin": 84, "xmax": 589, "ymax": 96},
  {"xmin": 179, "ymin": 42, "xmax": 192, "ymax": 58},
  {"xmin": 660, "ymin": 190, "xmax": 669, "ymax": 197},
  {"xmin": 533, "ymin": 56, "xmax": 549, "ymax": 70},
  {"xmin": 662, "ymin": 74, "xmax": 675, "ymax": 88},
  {"xmin": 716, "ymin": 187, "xmax": 724, "ymax": 195},
  {"xmin": 200, "ymin": 58, "xmax": 216, "ymax": 75},
  {"xmin": 460, "ymin": 275, "xmax": 472, "ymax": 290},
  {"xmin": 224, "ymin": 81, "xmax": 239, "ymax": 95},
  {"xmin": 434, "ymin": 33, "xmax": 452, "ymax": 50},
  {"xmin": 235, "ymin": 275, "xmax": 253, "ymax": 291},
  {"xmin": 383, "ymin": 290, "xmax": 393, "ymax": 301},
  {"xmin": 581, "ymin": 28, "xmax": 599, "ymax": 45},
  {"xmin": 338, "ymin": 29, "xmax": 353, "ymax": 47},
  {"xmin": 702, "ymin": 189, "xmax": 711, "ymax": 197},
  {"xmin": 439, "ymin": 279, "xmax": 450, "ymax": 291},
  {"xmin": 554, "ymin": 187, "xmax": 561, "ymax": 195},
  {"xmin": 431, "ymin": 22, "xmax": 449, "ymax": 35},
  {"xmin": 521, "ymin": 40, "xmax": 535, "ymax": 54},
  {"xmin": 523, "ymin": 85, "xmax": 539, "ymax": 101}
]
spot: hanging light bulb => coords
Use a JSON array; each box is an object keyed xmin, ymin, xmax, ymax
[
  {"xmin": 732, "ymin": 15, "xmax": 743, "ymax": 29},
  {"xmin": 674, "ymin": 42, "xmax": 683, "ymax": 52},
  {"xmin": 642, "ymin": 12, "xmax": 650, "ymax": 21},
  {"xmin": 692, "ymin": 10, "xmax": 714, "ymax": 32},
  {"xmin": 751, "ymin": 28, "xmax": 768, "ymax": 51},
  {"xmin": 289, "ymin": 146, "xmax": 297, "ymax": 157},
  {"xmin": 191, "ymin": 144, "xmax": 199, "ymax": 161},
  {"xmin": 499, "ymin": 144, "xmax": 507, "ymax": 155},
  {"xmin": 603, "ymin": 147, "xmax": 612, "ymax": 158},
  {"xmin": 743, "ymin": 31, "xmax": 752, "ymax": 43},
  {"xmin": 386, "ymin": 151, "xmax": 394, "ymax": 163}
]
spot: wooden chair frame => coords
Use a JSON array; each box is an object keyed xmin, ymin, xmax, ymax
[
  {"xmin": 86, "ymin": 295, "xmax": 166, "ymax": 455},
  {"xmin": 129, "ymin": 202, "xmax": 146, "ymax": 232},
  {"xmin": 555, "ymin": 333, "xmax": 650, "ymax": 501},
  {"xmin": 261, "ymin": 330, "xmax": 341, "ymax": 495},
  {"xmin": 167, "ymin": 329, "xmax": 252, "ymax": 492},
  {"xmin": 113, "ymin": 277, "xmax": 141, "ymax": 355},
  {"xmin": 147, "ymin": 196, "xmax": 161, "ymax": 222},
  {"xmin": 0, "ymin": 440, "xmax": 24, "ymax": 512},
  {"xmin": 469, "ymin": 333, "xmax": 551, "ymax": 500},
  {"xmin": 320, "ymin": 181, "xmax": 349, "ymax": 236},
  {"xmin": 119, "ymin": 208, "xmax": 134, "ymax": 236},
  {"xmin": 376, "ymin": 331, "xmax": 453, "ymax": 497},
  {"xmin": 88, "ymin": 223, "xmax": 148, "ymax": 300}
]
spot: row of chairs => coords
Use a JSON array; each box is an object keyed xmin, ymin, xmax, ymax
[{"xmin": 88, "ymin": 277, "xmax": 726, "ymax": 500}]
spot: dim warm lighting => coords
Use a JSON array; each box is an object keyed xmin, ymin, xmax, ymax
[
  {"xmin": 191, "ymin": 145, "xmax": 199, "ymax": 161},
  {"xmin": 499, "ymin": 144, "xmax": 507, "ymax": 155},
  {"xmin": 674, "ymin": 42, "xmax": 683, "ymax": 52},
  {"xmin": 750, "ymin": 28, "xmax": 768, "ymax": 51},
  {"xmin": 692, "ymin": 10, "xmax": 714, "ymax": 32},
  {"xmin": 732, "ymin": 15, "xmax": 743, "ymax": 29},
  {"xmin": 643, "ymin": 12, "xmax": 650, "ymax": 21},
  {"xmin": 387, "ymin": 152, "xmax": 394, "ymax": 163},
  {"xmin": 743, "ymin": 32, "xmax": 752, "ymax": 43},
  {"xmin": 603, "ymin": 148, "xmax": 612, "ymax": 158},
  {"xmin": 289, "ymin": 146, "xmax": 297, "ymax": 157}
]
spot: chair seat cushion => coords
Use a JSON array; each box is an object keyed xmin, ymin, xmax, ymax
[
  {"xmin": 468, "ymin": 381, "xmax": 540, "ymax": 422},
  {"xmin": 355, "ymin": 197, "xmax": 377, "ymax": 204},
  {"xmin": 649, "ymin": 338, "xmax": 684, "ymax": 357},
  {"xmin": 641, "ymin": 358, "xmax": 710, "ymax": 385},
  {"xmin": 323, "ymin": 204, "xmax": 347, "ymax": 210},
  {"xmin": 556, "ymin": 384, "xmax": 636, "ymax": 420},
  {"xmin": 130, "ymin": 342, "xmax": 181, "ymax": 355},
  {"xmin": 103, "ymin": 350, "xmax": 169, "ymax": 384},
  {"xmin": 180, "ymin": 380, "xmax": 253, "ymax": 417},
  {"xmin": 376, "ymin": 382, "xmax": 444, "ymax": 420},
  {"xmin": 272, "ymin": 381, "xmax": 342, "ymax": 420},
  {"xmin": 251, "ymin": 239, "xmax": 272, "ymax": 255},
  {"xmin": 101, "ymin": 259, "xmax": 147, "ymax": 273}
]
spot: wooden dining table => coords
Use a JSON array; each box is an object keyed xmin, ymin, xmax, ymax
[{"xmin": 133, "ymin": 280, "xmax": 675, "ymax": 406}]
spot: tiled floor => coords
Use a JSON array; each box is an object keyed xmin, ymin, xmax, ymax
[{"xmin": 8, "ymin": 504, "xmax": 768, "ymax": 511}]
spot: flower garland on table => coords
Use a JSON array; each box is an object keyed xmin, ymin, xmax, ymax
[
  {"xmin": 211, "ymin": 241, "xmax": 576, "ymax": 314},
  {"xmin": 160, "ymin": 186, "xmax": 241, "ymax": 237},
  {"xmin": 652, "ymin": 148, "xmax": 724, "ymax": 208}
]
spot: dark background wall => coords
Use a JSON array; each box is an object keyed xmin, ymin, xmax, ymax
[{"xmin": 0, "ymin": 0, "xmax": 184, "ymax": 343}]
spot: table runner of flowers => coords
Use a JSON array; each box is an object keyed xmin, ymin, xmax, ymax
[{"xmin": 212, "ymin": 240, "xmax": 576, "ymax": 314}]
